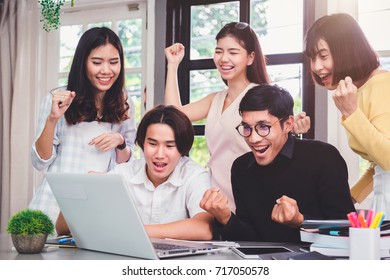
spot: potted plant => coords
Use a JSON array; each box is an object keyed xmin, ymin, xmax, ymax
[
  {"xmin": 7, "ymin": 209, "xmax": 54, "ymax": 254},
  {"xmin": 38, "ymin": 0, "xmax": 75, "ymax": 32}
]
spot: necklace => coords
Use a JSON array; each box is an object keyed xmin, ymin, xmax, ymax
[{"xmin": 96, "ymin": 110, "xmax": 104, "ymax": 122}]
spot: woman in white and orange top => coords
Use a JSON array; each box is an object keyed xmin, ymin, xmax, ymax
[{"xmin": 165, "ymin": 22, "xmax": 310, "ymax": 212}]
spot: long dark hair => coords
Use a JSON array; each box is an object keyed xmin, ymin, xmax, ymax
[
  {"xmin": 65, "ymin": 27, "xmax": 129, "ymax": 124},
  {"xmin": 216, "ymin": 22, "xmax": 270, "ymax": 85}
]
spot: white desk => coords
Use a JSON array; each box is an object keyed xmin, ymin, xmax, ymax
[{"xmin": 0, "ymin": 233, "xmax": 303, "ymax": 260}]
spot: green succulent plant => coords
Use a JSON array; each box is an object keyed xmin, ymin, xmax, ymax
[
  {"xmin": 38, "ymin": 0, "xmax": 75, "ymax": 32},
  {"xmin": 7, "ymin": 209, "xmax": 54, "ymax": 236}
]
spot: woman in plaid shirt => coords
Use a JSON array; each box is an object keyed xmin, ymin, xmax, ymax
[{"xmin": 29, "ymin": 27, "xmax": 136, "ymax": 224}]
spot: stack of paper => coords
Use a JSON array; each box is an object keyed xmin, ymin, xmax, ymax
[
  {"xmin": 300, "ymin": 220, "xmax": 390, "ymax": 257},
  {"xmin": 309, "ymin": 243, "xmax": 390, "ymax": 258}
]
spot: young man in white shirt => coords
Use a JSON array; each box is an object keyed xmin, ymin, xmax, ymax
[{"xmin": 56, "ymin": 105, "xmax": 213, "ymax": 240}]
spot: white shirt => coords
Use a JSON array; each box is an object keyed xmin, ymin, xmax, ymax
[
  {"xmin": 79, "ymin": 121, "xmax": 112, "ymax": 172},
  {"xmin": 111, "ymin": 157, "xmax": 211, "ymax": 224}
]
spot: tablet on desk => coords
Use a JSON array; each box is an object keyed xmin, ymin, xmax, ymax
[{"xmin": 231, "ymin": 246, "xmax": 293, "ymax": 259}]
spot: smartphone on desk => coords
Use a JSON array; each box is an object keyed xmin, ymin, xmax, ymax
[{"xmin": 231, "ymin": 246, "xmax": 293, "ymax": 259}]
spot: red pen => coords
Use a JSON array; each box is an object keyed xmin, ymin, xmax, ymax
[
  {"xmin": 347, "ymin": 212, "xmax": 362, "ymax": 228},
  {"xmin": 366, "ymin": 209, "xmax": 375, "ymax": 227},
  {"xmin": 347, "ymin": 212, "xmax": 357, "ymax": 227},
  {"xmin": 350, "ymin": 212, "xmax": 361, "ymax": 228}
]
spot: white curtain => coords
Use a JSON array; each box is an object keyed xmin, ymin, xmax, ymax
[{"xmin": 0, "ymin": 0, "xmax": 42, "ymax": 233}]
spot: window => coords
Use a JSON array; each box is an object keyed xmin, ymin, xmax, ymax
[
  {"xmin": 44, "ymin": 1, "xmax": 146, "ymax": 158},
  {"xmin": 47, "ymin": 1, "xmax": 147, "ymax": 127},
  {"xmin": 166, "ymin": 0, "xmax": 315, "ymax": 166}
]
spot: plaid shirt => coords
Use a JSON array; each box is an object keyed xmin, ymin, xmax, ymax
[{"xmin": 29, "ymin": 92, "xmax": 136, "ymax": 223}]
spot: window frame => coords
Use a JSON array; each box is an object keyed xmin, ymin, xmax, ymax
[
  {"xmin": 166, "ymin": 0, "xmax": 316, "ymax": 139},
  {"xmin": 43, "ymin": 1, "xmax": 148, "ymax": 120}
]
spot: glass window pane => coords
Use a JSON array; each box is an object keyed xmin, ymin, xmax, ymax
[
  {"xmin": 190, "ymin": 136, "xmax": 210, "ymax": 167},
  {"xmin": 125, "ymin": 73, "xmax": 142, "ymax": 124},
  {"xmin": 118, "ymin": 19, "xmax": 143, "ymax": 68},
  {"xmin": 251, "ymin": 0, "xmax": 303, "ymax": 54},
  {"xmin": 267, "ymin": 63, "xmax": 303, "ymax": 115},
  {"xmin": 88, "ymin": 22, "xmax": 112, "ymax": 29},
  {"xmin": 59, "ymin": 25, "xmax": 82, "ymax": 72},
  {"xmin": 189, "ymin": 69, "xmax": 226, "ymax": 125},
  {"xmin": 190, "ymin": 69, "xmax": 226, "ymax": 103},
  {"xmin": 190, "ymin": 2, "xmax": 240, "ymax": 60},
  {"xmin": 380, "ymin": 57, "xmax": 390, "ymax": 71},
  {"xmin": 58, "ymin": 77, "xmax": 68, "ymax": 87},
  {"xmin": 358, "ymin": 0, "xmax": 390, "ymax": 51}
]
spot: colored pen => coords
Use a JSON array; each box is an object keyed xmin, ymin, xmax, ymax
[
  {"xmin": 58, "ymin": 237, "xmax": 75, "ymax": 244},
  {"xmin": 328, "ymin": 230, "xmax": 348, "ymax": 236},
  {"xmin": 369, "ymin": 212, "xmax": 383, "ymax": 229},
  {"xmin": 350, "ymin": 212, "xmax": 361, "ymax": 228},
  {"xmin": 347, "ymin": 212, "xmax": 357, "ymax": 227},
  {"xmin": 374, "ymin": 212, "xmax": 384, "ymax": 228},
  {"xmin": 366, "ymin": 209, "xmax": 375, "ymax": 227},
  {"xmin": 359, "ymin": 209, "xmax": 366, "ymax": 220},
  {"xmin": 378, "ymin": 214, "xmax": 386, "ymax": 228},
  {"xmin": 316, "ymin": 229, "xmax": 348, "ymax": 236},
  {"xmin": 358, "ymin": 213, "xmax": 367, "ymax": 228}
]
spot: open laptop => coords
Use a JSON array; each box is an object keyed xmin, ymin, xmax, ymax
[{"xmin": 45, "ymin": 172, "xmax": 221, "ymax": 259}]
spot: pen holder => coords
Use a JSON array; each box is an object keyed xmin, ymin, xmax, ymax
[{"xmin": 349, "ymin": 227, "xmax": 380, "ymax": 260}]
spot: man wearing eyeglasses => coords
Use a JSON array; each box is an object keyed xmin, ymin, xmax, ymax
[{"xmin": 200, "ymin": 84, "xmax": 355, "ymax": 242}]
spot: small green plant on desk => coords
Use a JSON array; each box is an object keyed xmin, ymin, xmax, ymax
[{"xmin": 7, "ymin": 209, "xmax": 54, "ymax": 254}]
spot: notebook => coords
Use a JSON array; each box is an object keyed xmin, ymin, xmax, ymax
[{"xmin": 45, "ymin": 172, "xmax": 221, "ymax": 259}]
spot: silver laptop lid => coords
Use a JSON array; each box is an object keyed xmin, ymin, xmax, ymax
[
  {"xmin": 46, "ymin": 172, "xmax": 221, "ymax": 259},
  {"xmin": 46, "ymin": 172, "xmax": 159, "ymax": 259}
]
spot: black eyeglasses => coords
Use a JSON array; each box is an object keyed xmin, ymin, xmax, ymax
[{"xmin": 235, "ymin": 118, "xmax": 284, "ymax": 138}]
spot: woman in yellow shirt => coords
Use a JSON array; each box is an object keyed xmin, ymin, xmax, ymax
[{"xmin": 304, "ymin": 13, "xmax": 390, "ymax": 215}]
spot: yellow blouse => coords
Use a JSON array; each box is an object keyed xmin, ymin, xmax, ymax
[{"xmin": 342, "ymin": 72, "xmax": 390, "ymax": 202}]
